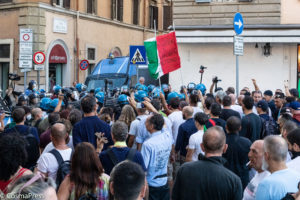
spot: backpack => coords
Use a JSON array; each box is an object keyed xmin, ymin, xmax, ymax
[
  {"xmin": 50, "ymin": 149, "xmax": 71, "ymax": 190},
  {"xmin": 78, "ymin": 192, "xmax": 97, "ymax": 200},
  {"xmin": 107, "ymin": 148, "xmax": 137, "ymax": 166},
  {"xmin": 260, "ymin": 116, "xmax": 279, "ymax": 139}
]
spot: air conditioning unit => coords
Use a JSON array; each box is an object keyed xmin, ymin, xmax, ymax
[{"xmin": 195, "ymin": 0, "xmax": 211, "ymax": 2}]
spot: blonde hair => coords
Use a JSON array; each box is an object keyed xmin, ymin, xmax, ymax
[{"xmin": 118, "ymin": 105, "xmax": 136, "ymax": 129}]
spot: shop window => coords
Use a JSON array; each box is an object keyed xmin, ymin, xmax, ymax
[
  {"xmin": 0, "ymin": 44, "xmax": 10, "ymax": 58},
  {"xmin": 52, "ymin": 0, "xmax": 70, "ymax": 9},
  {"xmin": 87, "ymin": 0, "xmax": 96, "ymax": 14},
  {"xmin": 133, "ymin": 0, "xmax": 139, "ymax": 25},
  {"xmin": 111, "ymin": 0, "xmax": 123, "ymax": 21},
  {"xmin": 149, "ymin": 5, "xmax": 158, "ymax": 29}
]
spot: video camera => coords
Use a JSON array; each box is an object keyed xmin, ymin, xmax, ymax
[
  {"xmin": 212, "ymin": 76, "xmax": 222, "ymax": 83},
  {"xmin": 199, "ymin": 65, "xmax": 207, "ymax": 74},
  {"xmin": 8, "ymin": 73, "xmax": 20, "ymax": 81}
]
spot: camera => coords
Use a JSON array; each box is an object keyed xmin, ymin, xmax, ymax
[
  {"xmin": 199, "ymin": 65, "xmax": 207, "ymax": 73},
  {"xmin": 212, "ymin": 76, "xmax": 221, "ymax": 83},
  {"xmin": 8, "ymin": 73, "xmax": 20, "ymax": 81}
]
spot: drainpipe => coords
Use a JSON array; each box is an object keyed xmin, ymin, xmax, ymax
[
  {"xmin": 76, "ymin": 0, "xmax": 79, "ymax": 83},
  {"xmin": 143, "ymin": 0, "xmax": 146, "ymax": 40}
]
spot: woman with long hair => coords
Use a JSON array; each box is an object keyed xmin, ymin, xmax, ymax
[
  {"xmin": 117, "ymin": 105, "xmax": 136, "ymax": 130},
  {"xmin": 57, "ymin": 142, "xmax": 109, "ymax": 200}
]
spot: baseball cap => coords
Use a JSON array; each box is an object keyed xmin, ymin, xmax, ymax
[
  {"xmin": 257, "ymin": 100, "xmax": 269, "ymax": 112},
  {"xmin": 263, "ymin": 90, "xmax": 273, "ymax": 97},
  {"xmin": 289, "ymin": 101, "xmax": 300, "ymax": 110}
]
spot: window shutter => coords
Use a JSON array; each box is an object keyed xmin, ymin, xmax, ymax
[
  {"xmin": 111, "ymin": 0, "xmax": 116, "ymax": 19},
  {"xmin": 64, "ymin": 0, "xmax": 70, "ymax": 8},
  {"xmin": 163, "ymin": 6, "xmax": 172, "ymax": 30},
  {"xmin": 118, "ymin": 0, "xmax": 123, "ymax": 21},
  {"xmin": 153, "ymin": 6, "xmax": 158, "ymax": 29},
  {"xmin": 133, "ymin": 0, "xmax": 139, "ymax": 25}
]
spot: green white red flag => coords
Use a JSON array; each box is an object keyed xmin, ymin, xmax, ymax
[{"xmin": 144, "ymin": 32, "xmax": 181, "ymax": 79}]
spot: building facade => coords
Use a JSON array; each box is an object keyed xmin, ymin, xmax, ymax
[
  {"xmin": 0, "ymin": 0, "xmax": 172, "ymax": 93},
  {"xmin": 170, "ymin": 0, "xmax": 300, "ymax": 92}
]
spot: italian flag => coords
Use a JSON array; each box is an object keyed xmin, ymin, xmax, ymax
[{"xmin": 144, "ymin": 32, "xmax": 181, "ymax": 79}]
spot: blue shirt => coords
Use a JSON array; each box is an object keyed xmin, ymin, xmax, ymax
[
  {"xmin": 175, "ymin": 118, "xmax": 197, "ymax": 156},
  {"xmin": 255, "ymin": 168, "xmax": 300, "ymax": 200},
  {"xmin": 99, "ymin": 147, "xmax": 146, "ymax": 175},
  {"xmin": 135, "ymin": 116, "xmax": 172, "ymax": 144},
  {"xmin": 72, "ymin": 116, "xmax": 113, "ymax": 149},
  {"xmin": 141, "ymin": 130, "xmax": 173, "ymax": 187},
  {"xmin": 4, "ymin": 125, "xmax": 40, "ymax": 143}
]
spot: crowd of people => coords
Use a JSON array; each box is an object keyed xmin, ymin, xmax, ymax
[{"xmin": 0, "ymin": 76, "xmax": 300, "ymax": 200}]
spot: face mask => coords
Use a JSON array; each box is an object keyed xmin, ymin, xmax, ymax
[
  {"xmin": 261, "ymin": 155, "xmax": 269, "ymax": 171},
  {"xmin": 26, "ymin": 114, "xmax": 32, "ymax": 121}
]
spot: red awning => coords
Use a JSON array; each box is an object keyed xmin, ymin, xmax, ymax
[{"xmin": 49, "ymin": 44, "xmax": 67, "ymax": 64}]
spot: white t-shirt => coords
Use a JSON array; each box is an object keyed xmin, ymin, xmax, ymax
[
  {"xmin": 243, "ymin": 171, "xmax": 270, "ymax": 200},
  {"xmin": 287, "ymin": 157, "xmax": 300, "ymax": 174},
  {"xmin": 168, "ymin": 111, "xmax": 185, "ymax": 142},
  {"xmin": 231, "ymin": 104, "xmax": 244, "ymax": 118},
  {"xmin": 188, "ymin": 130, "xmax": 204, "ymax": 161},
  {"xmin": 129, "ymin": 115, "xmax": 148, "ymax": 149},
  {"xmin": 37, "ymin": 148, "xmax": 72, "ymax": 181},
  {"xmin": 42, "ymin": 136, "xmax": 74, "ymax": 156},
  {"xmin": 192, "ymin": 106, "xmax": 203, "ymax": 117}
]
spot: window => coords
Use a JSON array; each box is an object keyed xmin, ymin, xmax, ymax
[
  {"xmin": 51, "ymin": 0, "xmax": 70, "ymax": 9},
  {"xmin": 163, "ymin": 5, "xmax": 172, "ymax": 30},
  {"xmin": 149, "ymin": 5, "xmax": 158, "ymax": 29},
  {"xmin": 133, "ymin": 0, "xmax": 139, "ymax": 25},
  {"xmin": 87, "ymin": 48, "xmax": 96, "ymax": 60},
  {"xmin": 0, "ymin": 44, "xmax": 10, "ymax": 58},
  {"xmin": 0, "ymin": 0, "xmax": 12, "ymax": 3},
  {"xmin": 87, "ymin": 0, "xmax": 96, "ymax": 14},
  {"xmin": 111, "ymin": 0, "xmax": 123, "ymax": 21}
]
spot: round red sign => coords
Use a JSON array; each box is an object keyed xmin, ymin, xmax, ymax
[
  {"xmin": 79, "ymin": 60, "xmax": 89, "ymax": 70},
  {"xmin": 33, "ymin": 52, "xmax": 46, "ymax": 65}
]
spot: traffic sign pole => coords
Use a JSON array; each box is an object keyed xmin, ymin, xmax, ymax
[
  {"xmin": 233, "ymin": 13, "xmax": 244, "ymax": 94},
  {"xmin": 24, "ymin": 71, "xmax": 27, "ymax": 92}
]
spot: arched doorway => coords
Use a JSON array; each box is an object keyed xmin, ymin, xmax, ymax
[{"xmin": 46, "ymin": 40, "xmax": 70, "ymax": 92}]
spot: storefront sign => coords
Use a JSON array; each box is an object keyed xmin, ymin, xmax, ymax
[{"xmin": 49, "ymin": 44, "xmax": 67, "ymax": 63}]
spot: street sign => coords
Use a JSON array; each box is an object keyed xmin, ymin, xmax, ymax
[
  {"xmin": 20, "ymin": 68, "xmax": 31, "ymax": 73},
  {"xmin": 233, "ymin": 13, "xmax": 244, "ymax": 35},
  {"xmin": 130, "ymin": 46, "xmax": 147, "ymax": 65},
  {"xmin": 19, "ymin": 54, "xmax": 32, "ymax": 60},
  {"xmin": 79, "ymin": 59, "xmax": 89, "ymax": 70},
  {"xmin": 234, "ymin": 36, "xmax": 244, "ymax": 56},
  {"xmin": 34, "ymin": 65, "xmax": 45, "ymax": 71},
  {"xmin": 19, "ymin": 60, "xmax": 32, "ymax": 69},
  {"xmin": 20, "ymin": 29, "xmax": 33, "ymax": 43},
  {"xmin": 33, "ymin": 52, "xmax": 46, "ymax": 65}
]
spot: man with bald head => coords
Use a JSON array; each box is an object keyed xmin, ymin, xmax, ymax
[
  {"xmin": 172, "ymin": 126, "xmax": 243, "ymax": 200},
  {"xmin": 37, "ymin": 123, "xmax": 72, "ymax": 181},
  {"xmin": 243, "ymin": 140, "xmax": 270, "ymax": 200},
  {"xmin": 175, "ymin": 106, "xmax": 197, "ymax": 164},
  {"xmin": 255, "ymin": 136, "xmax": 300, "ymax": 200}
]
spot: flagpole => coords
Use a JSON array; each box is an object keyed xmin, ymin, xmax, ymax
[
  {"xmin": 154, "ymin": 19, "xmax": 162, "ymax": 89},
  {"xmin": 173, "ymin": 22, "xmax": 184, "ymax": 87}
]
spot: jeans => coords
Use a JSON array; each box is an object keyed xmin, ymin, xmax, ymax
[{"xmin": 149, "ymin": 183, "xmax": 170, "ymax": 200}]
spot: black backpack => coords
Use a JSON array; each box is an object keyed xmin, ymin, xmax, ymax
[
  {"xmin": 107, "ymin": 148, "xmax": 137, "ymax": 166},
  {"xmin": 260, "ymin": 116, "xmax": 279, "ymax": 139},
  {"xmin": 50, "ymin": 149, "xmax": 71, "ymax": 190}
]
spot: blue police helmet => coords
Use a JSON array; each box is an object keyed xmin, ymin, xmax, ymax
[
  {"xmin": 39, "ymin": 89, "xmax": 46, "ymax": 93},
  {"xmin": 95, "ymin": 92, "xmax": 105, "ymax": 104},
  {"xmin": 95, "ymin": 87, "xmax": 102, "ymax": 94},
  {"xmin": 151, "ymin": 87, "xmax": 164, "ymax": 99},
  {"xmin": 136, "ymin": 84, "xmax": 148, "ymax": 92},
  {"xmin": 147, "ymin": 85, "xmax": 155, "ymax": 93},
  {"xmin": 135, "ymin": 83, "xmax": 142, "ymax": 90},
  {"xmin": 161, "ymin": 84, "xmax": 169, "ymax": 92},
  {"xmin": 195, "ymin": 83, "xmax": 206, "ymax": 95},
  {"xmin": 167, "ymin": 92, "xmax": 179, "ymax": 104},
  {"xmin": 178, "ymin": 93, "xmax": 186, "ymax": 100},
  {"xmin": 40, "ymin": 97, "xmax": 52, "ymax": 111},
  {"xmin": 18, "ymin": 94, "xmax": 28, "ymax": 102},
  {"xmin": 75, "ymin": 83, "xmax": 87, "ymax": 93},
  {"xmin": 53, "ymin": 85, "xmax": 62, "ymax": 94},
  {"xmin": 121, "ymin": 85, "xmax": 129, "ymax": 93},
  {"xmin": 49, "ymin": 98, "xmax": 65, "ymax": 111},
  {"xmin": 134, "ymin": 90, "xmax": 148, "ymax": 102},
  {"xmin": 118, "ymin": 94, "xmax": 129, "ymax": 105}
]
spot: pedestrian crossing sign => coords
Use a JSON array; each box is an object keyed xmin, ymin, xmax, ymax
[{"xmin": 130, "ymin": 45, "xmax": 147, "ymax": 65}]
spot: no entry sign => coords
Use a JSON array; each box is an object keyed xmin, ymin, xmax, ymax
[{"xmin": 80, "ymin": 59, "xmax": 89, "ymax": 70}]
